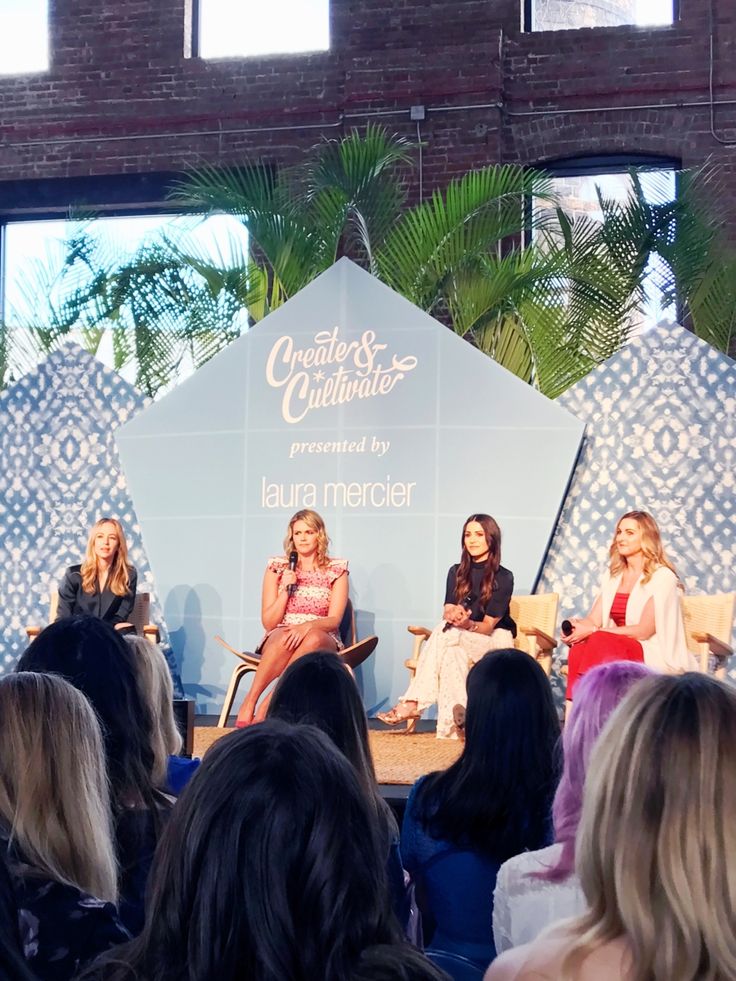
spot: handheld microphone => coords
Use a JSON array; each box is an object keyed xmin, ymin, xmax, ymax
[
  {"xmin": 287, "ymin": 551, "xmax": 298, "ymax": 596},
  {"xmin": 561, "ymin": 619, "xmax": 572, "ymax": 637},
  {"xmin": 443, "ymin": 592, "xmax": 477, "ymax": 632}
]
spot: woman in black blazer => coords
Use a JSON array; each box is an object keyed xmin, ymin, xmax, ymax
[{"xmin": 57, "ymin": 518, "xmax": 137, "ymax": 628}]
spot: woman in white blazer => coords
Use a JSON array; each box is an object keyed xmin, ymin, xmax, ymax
[{"xmin": 564, "ymin": 510, "xmax": 692, "ymax": 702}]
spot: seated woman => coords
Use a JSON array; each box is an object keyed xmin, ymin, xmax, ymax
[
  {"xmin": 378, "ymin": 514, "xmax": 516, "ymax": 739},
  {"xmin": 56, "ymin": 517, "xmax": 137, "ymax": 629},
  {"xmin": 492, "ymin": 660, "xmax": 652, "ymax": 955},
  {"xmin": 18, "ymin": 617, "xmax": 173, "ymax": 936},
  {"xmin": 0, "ymin": 672, "xmax": 129, "ymax": 981},
  {"xmin": 401, "ymin": 649, "xmax": 560, "ymax": 970},
  {"xmin": 236, "ymin": 508, "xmax": 348, "ymax": 726},
  {"xmin": 84, "ymin": 720, "xmax": 446, "ymax": 981},
  {"xmin": 564, "ymin": 510, "xmax": 693, "ymax": 703},
  {"xmin": 486, "ymin": 673, "xmax": 736, "ymax": 981},
  {"xmin": 267, "ymin": 652, "xmax": 409, "ymax": 931}
]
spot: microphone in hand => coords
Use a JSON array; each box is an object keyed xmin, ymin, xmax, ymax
[
  {"xmin": 287, "ymin": 551, "xmax": 298, "ymax": 596},
  {"xmin": 443, "ymin": 592, "xmax": 477, "ymax": 632},
  {"xmin": 561, "ymin": 619, "xmax": 573, "ymax": 637}
]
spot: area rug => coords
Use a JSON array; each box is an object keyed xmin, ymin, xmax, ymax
[{"xmin": 193, "ymin": 726, "xmax": 461, "ymax": 785}]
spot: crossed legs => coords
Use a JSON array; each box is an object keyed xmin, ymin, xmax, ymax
[{"xmin": 236, "ymin": 626, "xmax": 338, "ymax": 726}]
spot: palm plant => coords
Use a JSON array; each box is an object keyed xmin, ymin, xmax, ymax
[{"xmin": 4, "ymin": 128, "xmax": 732, "ymax": 398}]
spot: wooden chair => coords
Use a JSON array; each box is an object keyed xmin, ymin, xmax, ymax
[
  {"xmin": 399, "ymin": 593, "xmax": 559, "ymax": 733},
  {"xmin": 25, "ymin": 590, "xmax": 160, "ymax": 642},
  {"xmin": 681, "ymin": 592, "xmax": 735, "ymax": 678},
  {"xmin": 215, "ymin": 599, "xmax": 378, "ymax": 728}
]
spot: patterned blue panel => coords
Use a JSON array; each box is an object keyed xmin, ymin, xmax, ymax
[
  {"xmin": 0, "ymin": 342, "xmax": 181, "ymax": 693},
  {"xmin": 539, "ymin": 321, "xmax": 736, "ymax": 694}
]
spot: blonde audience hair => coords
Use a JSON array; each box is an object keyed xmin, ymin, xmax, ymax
[
  {"xmin": 125, "ymin": 635, "xmax": 182, "ymax": 789},
  {"xmin": 608, "ymin": 510, "xmax": 678, "ymax": 585},
  {"xmin": 0, "ymin": 672, "xmax": 117, "ymax": 903},
  {"xmin": 563, "ymin": 673, "xmax": 736, "ymax": 981},
  {"xmin": 283, "ymin": 509, "xmax": 331, "ymax": 569},
  {"xmin": 80, "ymin": 517, "xmax": 132, "ymax": 596}
]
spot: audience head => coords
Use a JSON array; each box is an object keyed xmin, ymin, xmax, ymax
[
  {"xmin": 124, "ymin": 635, "xmax": 181, "ymax": 788},
  {"xmin": 268, "ymin": 651, "xmax": 377, "ymax": 798},
  {"xmin": 82, "ymin": 517, "xmax": 131, "ymax": 595},
  {"xmin": 283, "ymin": 508, "xmax": 330, "ymax": 565},
  {"xmin": 17, "ymin": 616, "xmax": 160, "ymax": 813},
  {"xmin": 570, "ymin": 672, "xmax": 736, "ymax": 980},
  {"xmin": 543, "ymin": 660, "xmax": 653, "ymax": 881},
  {"xmin": 419, "ymin": 649, "xmax": 560, "ymax": 860},
  {"xmin": 0, "ymin": 671, "xmax": 117, "ymax": 902},
  {"xmin": 91, "ymin": 720, "xmax": 405, "ymax": 981}
]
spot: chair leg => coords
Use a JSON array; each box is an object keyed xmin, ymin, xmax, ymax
[{"xmin": 218, "ymin": 665, "xmax": 251, "ymax": 728}]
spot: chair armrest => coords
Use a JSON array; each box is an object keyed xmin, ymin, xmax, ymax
[
  {"xmin": 521, "ymin": 627, "xmax": 557, "ymax": 651},
  {"xmin": 693, "ymin": 632, "xmax": 733, "ymax": 660},
  {"xmin": 25, "ymin": 625, "xmax": 42, "ymax": 640},
  {"xmin": 143, "ymin": 624, "xmax": 160, "ymax": 643},
  {"xmin": 407, "ymin": 625, "xmax": 432, "ymax": 640}
]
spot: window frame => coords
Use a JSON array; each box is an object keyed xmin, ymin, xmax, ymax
[{"xmin": 522, "ymin": 0, "xmax": 680, "ymax": 33}]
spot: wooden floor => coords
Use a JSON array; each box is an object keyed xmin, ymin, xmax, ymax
[{"xmin": 193, "ymin": 724, "xmax": 461, "ymax": 786}]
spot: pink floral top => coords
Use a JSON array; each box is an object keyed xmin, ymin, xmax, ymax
[{"xmin": 266, "ymin": 556, "xmax": 349, "ymax": 649}]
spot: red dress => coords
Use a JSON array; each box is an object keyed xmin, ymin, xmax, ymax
[{"xmin": 565, "ymin": 592, "xmax": 645, "ymax": 699}]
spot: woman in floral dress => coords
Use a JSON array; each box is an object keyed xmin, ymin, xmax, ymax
[{"xmin": 236, "ymin": 509, "xmax": 349, "ymax": 726}]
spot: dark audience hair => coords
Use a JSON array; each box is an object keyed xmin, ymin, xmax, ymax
[
  {"xmin": 17, "ymin": 616, "xmax": 168, "ymax": 819},
  {"xmin": 268, "ymin": 651, "xmax": 386, "ymax": 812},
  {"xmin": 0, "ymin": 850, "xmax": 34, "ymax": 981},
  {"xmin": 349, "ymin": 944, "xmax": 450, "ymax": 980},
  {"xmin": 413, "ymin": 648, "xmax": 560, "ymax": 858},
  {"xmin": 85, "ymin": 720, "xmax": 420, "ymax": 981}
]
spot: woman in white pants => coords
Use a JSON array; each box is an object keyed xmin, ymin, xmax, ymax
[{"xmin": 378, "ymin": 514, "xmax": 516, "ymax": 739}]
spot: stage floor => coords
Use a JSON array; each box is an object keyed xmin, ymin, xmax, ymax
[{"xmin": 193, "ymin": 725, "xmax": 461, "ymax": 786}]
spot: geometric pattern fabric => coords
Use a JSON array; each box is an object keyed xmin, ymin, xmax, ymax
[
  {"xmin": 539, "ymin": 321, "xmax": 735, "ymax": 690},
  {"xmin": 0, "ymin": 342, "xmax": 181, "ymax": 691}
]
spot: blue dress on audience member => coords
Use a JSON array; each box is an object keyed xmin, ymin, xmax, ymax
[
  {"xmin": 402, "ymin": 777, "xmax": 522, "ymax": 967},
  {"xmin": 166, "ymin": 754, "xmax": 201, "ymax": 795},
  {"xmin": 2, "ymin": 835, "xmax": 129, "ymax": 981}
]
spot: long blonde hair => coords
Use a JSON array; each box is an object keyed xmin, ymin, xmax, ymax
[
  {"xmin": 563, "ymin": 673, "xmax": 736, "ymax": 980},
  {"xmin": 283, "ymin": 509, "xmax": 330, "ymax": 569},
  {"xmin": 125, "ymin": 635, "xmax": 182, "ymax": 789},
  {"xmin": 81, "ymin": 517, "xmax": 132, "ymax": 596},
  {"xmin": 0, "ymin": 672, "xmax": 118, "ymax": 902},
  {"xmin": 608, "ymin": 510, "xmax": 677, "ymax": 585}
]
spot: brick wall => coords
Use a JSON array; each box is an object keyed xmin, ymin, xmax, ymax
[{"xmin": 1, "ymin": 0, "xmax": 735, "ymax": 219}]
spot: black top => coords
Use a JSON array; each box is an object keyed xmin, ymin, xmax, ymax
[
  {"xmin": 56, "ymin": 564, "xmax": 137, "ymax": 626},
  {"xmin": 444, "ymin": 562, "xmax": 516, "ymax": 637}
]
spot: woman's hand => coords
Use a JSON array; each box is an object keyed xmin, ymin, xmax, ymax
[
  {"xmin": 279, "ymin": 569, "xmax": 297, "ymax": 594},
  {"xmin": 443, "ymin": 603, "xmax": 467, "ymax": 626},
  {"xmin": 282, "ymin": 622, "xmax": 312, "ymax": 651},
  {"xmin": 565, "ymin": 617, "xmax": 598, "ymax": 645}
]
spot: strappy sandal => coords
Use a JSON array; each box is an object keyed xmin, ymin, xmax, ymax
[{"xmin": 376, "ymin": 705, "xmax": 421, "ymax": 733}]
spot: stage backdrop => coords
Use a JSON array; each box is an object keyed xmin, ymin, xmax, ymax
[
  {"xmin": 540, "ymin": 320, "xmax": 736, "ymax": 693},
  {"xmin": 117, "ymin": 258, "xmax": 585, "ymax": 713},
  {"xmin": 0, "ymin": 342, "xmax": 181, "ymax": 690}
]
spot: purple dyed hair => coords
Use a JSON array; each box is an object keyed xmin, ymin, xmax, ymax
[{"xmin": 537, "ymin": 660, "xmax": 654, "ymax": 882}]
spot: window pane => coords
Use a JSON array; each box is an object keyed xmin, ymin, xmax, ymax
[
  {"xmin": 531, "ymin": 0, "xmax": 673, "ymax": 31},
  {"xmin": 3, "ymin": 213, "xmax": 250, "ymax": 392},
  {"xmin": 199, "ymin": 0, "xmax": 329, "ymax": 58},
  {"xmin": 533, "ymin": 168, "xmax": 677, "ymax": 329},
  {"xmin": 0, "ymin": 0, "xmax": 48, "ymax": 74}
]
